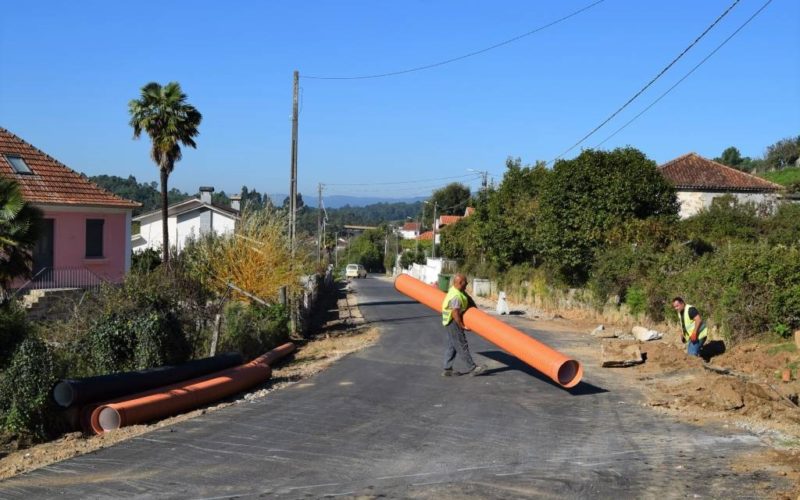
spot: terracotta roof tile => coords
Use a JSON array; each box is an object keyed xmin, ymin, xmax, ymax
[
  {"xmin": 0, "ymin": 127, "xmax": 140, "ymax": 209},
  {"xmin": 402, "ymin": 222, "xmax": 420, "ymax": 231},
  {"xmin": 417, "ymin": 230, "xmax": 434, "ymax": 240},
  {"xmin": 438, "ymin": 215, "xmax": 463, "ymax": 226},
  {"xmin": 659, "ymin": 153, "xmax": 782, "ymax": 192}
]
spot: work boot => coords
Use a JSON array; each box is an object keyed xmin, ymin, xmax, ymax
[
  {"xmin": 442, "ymin": 369, "xmax": 455, "ymax": 377},
  {"xmin": 467, "ymin": 364, "xmax": 487, "ymax": 376}
]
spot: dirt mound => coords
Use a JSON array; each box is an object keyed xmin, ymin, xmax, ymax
[{"xmin": 627, "ymin": 340, "xmax": 800, "ymax": 434}]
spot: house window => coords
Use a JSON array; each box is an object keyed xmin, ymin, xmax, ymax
[
  {"xmin": 4, "ymin": 154, "xmax": 33, "ymax": 174},
  {"xmin": 85, "ymin": 219, "xmax": 104, "ymax": 258}
]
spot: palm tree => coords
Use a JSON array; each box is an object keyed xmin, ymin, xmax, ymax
[
  {"xmin": 0, "ymin": 178, "xmax": 42, "ymax": 301},
  {"xmin": 129, "ymin": 82, "xmax": 202, "ymax": 264}
]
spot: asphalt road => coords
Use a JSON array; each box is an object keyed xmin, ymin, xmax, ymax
[{"xmin": 0, "ymin": 277, "xmax": 779, "ymax": 499}]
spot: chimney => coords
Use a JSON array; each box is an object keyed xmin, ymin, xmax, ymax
[
  {"xmin": 230, "ymin": 194, "xmax": 241, "ymax": 212},
  {"xmin": 199, "ymin": 186, "xmax": 214, "ymax": 204}
]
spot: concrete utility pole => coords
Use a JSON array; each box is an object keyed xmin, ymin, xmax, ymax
[
  {"xmin": 468, "ymin": 168, "xmax": 489, "ymax": 194},
  {"xmin": 289, "ymin": 70, "xmax": 299, "ymax": 335},
  {"xmin": 432, "ymin": 201, "xmax": 438, "ymax": 258},
  {"xmin": 290, "ymin": 70, "xmax": 299, "ymax": 258},
  {"xmin": 317, "ymin": 182, "xmax": 323, "ymax": 263},
  {"xmin": 417, "ymin": 202, "xmax": 426, "ymax": 257}
]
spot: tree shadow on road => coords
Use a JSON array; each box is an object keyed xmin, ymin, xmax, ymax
[{"xmin": 478, "ymin": 350, "xmax": 607, "ymax": 396}]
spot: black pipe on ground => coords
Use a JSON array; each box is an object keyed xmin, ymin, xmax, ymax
[{"xmin": 52, "ymin": 353, "xmax": 244, "ymax": 409}]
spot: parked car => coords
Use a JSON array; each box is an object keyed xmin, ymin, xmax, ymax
[{"xmin": 346, "ymin": 263, "xmax": 367, "ymax": 279}]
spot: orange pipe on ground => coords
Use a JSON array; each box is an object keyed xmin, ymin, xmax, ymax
[
  {"xmin": 89, "ymin": 343, "xmax": 295, "ymax": 434},
  {"xmin": 395, "ymin": 274, "xmax": 582, "ymax": 388}
]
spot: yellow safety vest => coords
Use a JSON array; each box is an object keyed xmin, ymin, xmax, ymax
[
  {"xmin": 442, "ymin": 287, "xmax": 468, "ymax": 326},
  {"xmin": 680, "ymin": 304, "xmax": 708, "ymax": 341}
]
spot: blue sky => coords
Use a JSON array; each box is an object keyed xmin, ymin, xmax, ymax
[{"xmin": 1, "ymin": 0, "xmax": 798, "ymax": 199}]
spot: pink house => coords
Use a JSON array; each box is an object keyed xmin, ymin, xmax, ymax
[{"xmin": 1, "ymin": 127, "xmax": 140, "ymax": 287}]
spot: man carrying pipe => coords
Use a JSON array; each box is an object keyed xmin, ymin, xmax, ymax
[{"xmin": 442, "ymin": 274, "xmax": 487, "ymax": 377}]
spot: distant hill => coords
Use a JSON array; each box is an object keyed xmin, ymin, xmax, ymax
[{"xmin": 88, "ymin": 175, "xmax": 192, "ymax": 215}]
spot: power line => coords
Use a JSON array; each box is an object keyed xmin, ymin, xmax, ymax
[
  {"xmin": 325, "ymin": 178, "xmax": 483, "ymax": 196},
  {"xmin": 324, "ymin": 173, "xmax": 480, "ymax": 187},
  {"xmin": 595, "ymin": 0, "xmax": 773, "ymax": 149},
  {"xmin": 550, "ymin": 0, "xmax": 741, "ymax": 164},
  {"xmin": 302, "ymin": 1, "xmax": 605, "ymax": 81}
]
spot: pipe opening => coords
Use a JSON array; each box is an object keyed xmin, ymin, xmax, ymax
[
  {"xmin": 52, "ymin": 382, "xmax": 74, "ymax": 408},
  {"xmin": 557, "ymin": 360, "xmax": 581, "ymax": 386},
  {"xmin": 98, "ymin": 407, "xmax": 121, "ymax": 431}
]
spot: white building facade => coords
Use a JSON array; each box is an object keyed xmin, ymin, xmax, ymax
[
  {"xmin": 132, "ymin": 187, "xmax": 239, "ymax": 254},
  {"xmin": 659, "ymin": 153, "xmax": 782, "ymax": 219}
]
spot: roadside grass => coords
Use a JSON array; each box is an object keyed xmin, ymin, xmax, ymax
[
  {"xmin": 759, "ymin": 167, "xmax": 800, "ymax": 187},
  {"xmin": 766, "ymin": 342, "xmax": 798, "ymax": 355}
]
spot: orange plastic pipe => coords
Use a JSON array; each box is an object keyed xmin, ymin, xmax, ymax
[
  {"xmin": 89, "ymin": 343, "xmax": 296, "ymax": 434},
  {"xmin": 395, "ymin": 274, "xmax": 582, "ymax": 388}
]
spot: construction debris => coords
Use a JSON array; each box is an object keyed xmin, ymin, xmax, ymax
[
  {"xmin": 601, "ymin": 341, "xmax": 644, "ymax": 367},
  {"xmin": 631, "ymin": 326, "xmax": 663, "ymax": 342},
  {"xmin": 591, "ymin": 324, "xmax": 618, "ymax": 338}
]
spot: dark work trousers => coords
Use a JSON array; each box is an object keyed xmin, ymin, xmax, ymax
[{"xmin": 443, "ymin": 320, "xmax": 477, "ymax": 371}]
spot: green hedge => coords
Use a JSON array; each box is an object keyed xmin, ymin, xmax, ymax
[
  {"xmin": 0, "ymin": 336, "xmax": 57, "ymax": 438},
  {"xmin": 666, "ymin": 243, "xmax": 800, "ymax": 341},
  {"xmin": 0, "ymin": 301, "xmax": 30, "ymax": 370},
  {"xmin": 221, "ymin": 302, "xmax": 289, "ymax": 360}
]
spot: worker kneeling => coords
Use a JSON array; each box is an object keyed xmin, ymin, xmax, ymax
[
  {"xmin": 672, "ymin": 297, "xmax": 708, "ymax": 357},
  {"xmin": 441, "ymin": 274, "xmax": 487, "ymax": 377}
]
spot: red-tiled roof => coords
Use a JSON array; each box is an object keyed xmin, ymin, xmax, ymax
[
  {"xmin": 659, "ymin": 153, "xmax": 782, "ymax": 192},
  {"xmin": 402, "ymin": 222, "xmax": 420, "ymax": 231},
  {"xmin": 417, "ymin": 230, "xmax": 434, "ymax": 240},
  {"xmin": 438, "ymin": 215, "xmax": 463, "ymax": 226},
  {"xmin": 0, "ymin": 127, "xmax": 140, "ymax": 209}
]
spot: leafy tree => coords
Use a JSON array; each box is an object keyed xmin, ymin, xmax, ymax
[
  {"xmin": 474, "ymin": 158, "xmax": 547, "ymax": 270},
  {"xmin": 211, "ymin": 190, "xmax": 231, "ymax": 206},
  {"xmin": 282, "ymin": 192, "xmax": 304, "ymax": 210},
  {"xmin": 714, "ymin": 146, "xmax": 743, "ymax": 168},
  {"xmin": 426, "ymin": 183, "xmax": 471, "ymax": 226},
  {"xmin": 681, "ymin": 194, "xmax": 760, "ymax": 245},
  {"xmin": 537, "ymin": 148, "xmax": 678, "ymax": 284},
  {"xmin": 713, "ymin": 146, "xmax": 762, "ymax": 172},
  {"xmin": 0, "ymin": 178, "xmax": 42, "ymax": 300},
  {"xmin": 129, "ymin": 81, "xmax": 202, "ymax": 264},
  {"xmin": 345, "ymin": 228, "xmax": 385, "ymax": 272},
  {"xmin": 241, "ymin": 186, "xmax": 268, "ymax": 210},
  {"xmin": 764, "ymin": 135, "xmax": 800, "ymax": 170}
]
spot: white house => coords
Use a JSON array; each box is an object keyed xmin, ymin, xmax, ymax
[
  {"xmin": 132, "ymin": 187, "xmax": 240, "ymax": 254},
  {"xmin": 659, "ymin": 153, "xmax": 783, "ymax": 218},
  {"xmin": 398, "ymin": 221, "xmax": 421, "ymax": 239}
]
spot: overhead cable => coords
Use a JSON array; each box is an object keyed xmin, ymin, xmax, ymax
[
  {"xmin": 595, "ymin": 0, "xmax": 773, "ymax": 148},
  {"xmin": 324, "ymin": 173, "xmax": 480, "ymax": 187},
  {"xmin": 550, "ymin": 0, "xmax": 741, "ymax": 164},
  {"xmin": 302, "ymin": 0, "xmax": 605, "ymax": 80}
]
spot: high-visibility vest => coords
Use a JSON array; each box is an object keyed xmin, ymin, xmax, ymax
[
  {"xmin": 442, "ymin": 287, "xmax": 468, "ymax": 326},
  {"xmin": 680, "ymin": 304, "xmax": 708, "ymax": 341}
]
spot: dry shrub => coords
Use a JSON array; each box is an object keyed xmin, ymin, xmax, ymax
[{"xmin": 189, "ymin": 208, "xmax": 307, "ymax": 302}]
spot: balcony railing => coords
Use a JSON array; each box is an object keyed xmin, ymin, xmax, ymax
[{"xmin": 11, "ymin": 267, "xmax": 107, "ymax": 298}]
